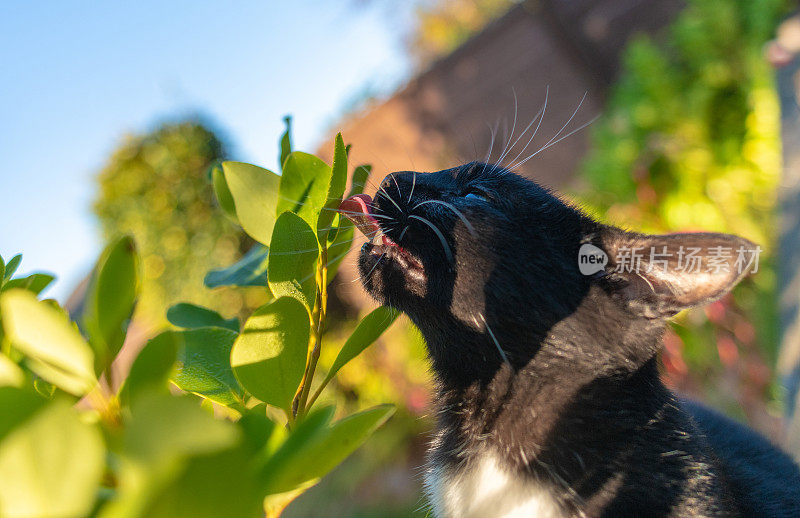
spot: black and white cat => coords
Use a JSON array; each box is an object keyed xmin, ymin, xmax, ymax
[{"xmin": 340, "ymin": 162, "xmax": 800, "ymax": 517}]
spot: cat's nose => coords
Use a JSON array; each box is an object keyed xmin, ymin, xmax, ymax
[
  {"xmin": 379, "ymin": 173, "xmax": 408, "ymax": 202},
  {"xmin": 379, "ymin": 173, "xmax": 399, "ymax": 193},
  {"xmin": 380, "ymin": 171, "xmax": 417, "ymax": 193}
]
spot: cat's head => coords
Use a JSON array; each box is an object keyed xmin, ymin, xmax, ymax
[{"xmin": 342, "ymin": 162, "xmax": 758, "ymax": 386}]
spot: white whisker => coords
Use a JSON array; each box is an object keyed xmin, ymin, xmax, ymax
[
  {"xmin": 488, "ymin": 88, "xmax": 519, "ymax": 175},
  {"xmin": 478, "ymin": 313, "xmax": 510, "ymax": 365},
  {"xmin": 408, "ymin": 214, "xmax": 453, "ymax": 263},
  {"xmin": 378, "ymin": 184, "xmax": 403, "ymax": 213},
  {"xmin": 408, "ymin": 172, "xmax": 417, "ymax": 204},
  {"xmin": 515, "ymin": 91, "xmax": 587, "ymax": 169},
  {"xmin": 507, "ymin": 86, "xmax": 549, "ymax": 170},
  {"xmin": 412, "ymin": 199, "xmax": 477, "ymax": 237},
  {"xmin": 514, "ymin": 114, "xmax": 599, "ymax": 170}
]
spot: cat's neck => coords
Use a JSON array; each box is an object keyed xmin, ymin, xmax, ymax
[{"xmin": 431, "ymin": 354, "xmax": 672, "ymax": 469}]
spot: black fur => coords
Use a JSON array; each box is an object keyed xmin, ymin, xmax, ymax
[{"xmin": 357, "ymin": 162, "xmax": 800, "ymax": 517}]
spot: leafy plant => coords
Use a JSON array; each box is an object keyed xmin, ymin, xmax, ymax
[
  {"xmin": 580, "ymin": 0, "xmax": 786, "ymax": 411},
  {"xmin": 0, "ymin": 121, "xmax": 397, "ymax": 517}
]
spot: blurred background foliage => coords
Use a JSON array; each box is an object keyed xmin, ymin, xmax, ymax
[
  {"xmin": 407, "ymin": 0, "xmax": 515, "ymax": 67},
  {"xmin": 93, "ymin": 122, "xmax": 267, "ymax": 328},
  {"xmin": 580, "ymin": 0, "xmax": 788, "ymax": 426}
]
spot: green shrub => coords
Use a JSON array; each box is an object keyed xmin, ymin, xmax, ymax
[
  {"xmin": 580, "ymin": 0, "xmax": 786, "ymax": 408},
  {"xmin": 0, "ymin": 123, "xmax": 395, "ymax": 518},
  {"xmin": 93, "ymin": 121, "xmax": 258, "ymax": 327}
]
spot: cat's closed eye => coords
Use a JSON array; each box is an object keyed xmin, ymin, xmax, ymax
[{"xmin": 463, "ymin": 188, "xmax": 489, "ymax": 202}]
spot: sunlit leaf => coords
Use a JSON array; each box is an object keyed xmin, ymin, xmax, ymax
[
  {"xmin": 0, "ymin": 355, "xmax": 24, "ymax": 388},
  {"xmin": 1, "ymin": 273, "xmax": 55, "ymax": 295},
  {"xmin": 0, "ymin": 399, "xmax": 104, "ymax": 518},
  {"xmin": 210, "ymin": 162, "xmax": 238, "ymax": 223},
  {"xmin": 0, "ymin": 387, "xmax": 45, "ymax": 442},
  {"xmin": 1, "ymin": 289, "xmax": 96, "ymax": 396},
  {"xmin": 171, "ymin": 327, "xmax": 245, "ymax": 408},
  {"xmin": 82, "ymin": 235, "xmax": 139, "ymax": 375},
  {"xmin": 268, "ymin": 212, "xmax": 318, "ymax": 309},
  {"xmin": 222, "ymin": 161, "xmax": 281, "ymax": 245},
  {"xmin": 204, "ymin": 244, "xmax": 269, "ymax": 288},
  {"xmin": 277, "ymin": 152, "xmax": 333, "ymax": 231},
  {"xmin": 125, "ymin": 392, "xmax": 240, "ymax": 466},
  {"xmin": 261, "ymin": 404, "xmax": 394, "ymax": 494},
  {"xmin": 263, "ymin": 481, "xmax": 316, "ymax": 518},
  {"xmin": 279, "ymin": 116, "xmax": 292, "ymax": 172},
  {"xmin": 230, "ymin": 297, "xmax": 309, "ymax": 413},
  {"xmin": 317, "ymin": 133, "xmax": 348, "ymax": 237},
  {"xmin": 101, "ymin": 392, "xmax": 241, "ymax": 518},
  {"xmin": 33, "ymin": 380, "xmax": 55, "ymax": 401},
  {"xmin": 118, "ymin": 331, "xmax": 179, "ymax": 405},
  {"xmin": 320, "ymin": 307, "xmax": 397, "ymax": 389},
  {"xmin": 141, "ymin": 445, "xmax": 263, "ymax": 518},
  {"xmin": 348, "ymin": 164, "xmax": 371, "ymax": 197},
  {"xmin": 3, "ymin": 254, "xmax": 21, "ymax": 282},
  {"xmin": 325, "ymin": 218, "xmax": 355, "ymax": 282},
  {"xmin": 259, "ymin": 405, "xmax": 334, "ymax": 493},
  {"xmin": 167, "ymin": 303, "xmax": 239, "ymax": 332},
  {"xmin": 238, "ymin": 404, "xmax": 279, "ymax": 456}
]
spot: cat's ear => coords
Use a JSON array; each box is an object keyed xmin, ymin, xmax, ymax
[{"xmin": 591, "ymin": 228, "xmax": 761, "ymax": 318}]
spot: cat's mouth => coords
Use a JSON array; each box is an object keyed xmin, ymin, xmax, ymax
[{"xmin": 338, "ymin": 194, "xmax": 425, "ymax": 280}]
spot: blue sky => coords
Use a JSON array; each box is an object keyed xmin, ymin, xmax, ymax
[{"xmin": 0, "ymin": 1, "xmax": 414, "ymax": 300}]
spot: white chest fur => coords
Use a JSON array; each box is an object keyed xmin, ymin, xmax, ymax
[{"xmin": 425, "ymin": 453, "xmax": 567, "ymax": 518}]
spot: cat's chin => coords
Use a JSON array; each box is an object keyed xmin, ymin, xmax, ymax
[{"xmin": 358, "ymin": 241, "xmax": 427, "ymax": 301}]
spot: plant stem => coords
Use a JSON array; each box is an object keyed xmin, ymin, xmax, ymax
[
  {"xmin": 305, "ymin": 373, "xmax": 329, "ymax": 410},
  {"xmin": 297, "ymin": 247, "xmax": 328, "ymax": 415},
  {"xmin": 291, "ymin": 306, "xmax": 317, "ymax": 420}
]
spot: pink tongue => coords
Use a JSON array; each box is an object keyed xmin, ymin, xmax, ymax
[{"xmin": 338, "ymin": 194, "xmax": 381, "ymax": 239}]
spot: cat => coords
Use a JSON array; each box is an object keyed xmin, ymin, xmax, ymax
[{"xmin": 339, "ymin": 161, "xmax": 800, "ymax": 517}]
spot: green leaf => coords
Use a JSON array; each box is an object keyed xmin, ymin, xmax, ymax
[
  {"xmin": 33, "ymin": 378, "xmax": 56, "ymax": 399},
  {"xmin": 1, "ymin": 273, "xmax": 56, "ymax": 295},
  {"xmin": 0, "ymin": 387, "xmax": 46, "ymax": 442},
  {"xmin": 0, "ymin": 399, "xmax": 104, "ymax": 518},
  {"xmin": 3, "ymin": 254, "xmax": 21, "ymax": 282},
  {"xmin": 211, "ymin": 162, "xmax": 238, "ymax": 223},
  {"xmin": 171, "ymin": 327, "xmax": 245, "ymax": 408},
  {"xmin": 317, "ymin": 134, "xmax": 348, "ymax": 237},
  {"xmin": 348, "ymin": 164, "xmax": 372, "ymax": 197},
  {"xmin": 277, "ymin": 152, "xmax": 333, "ymax": 231},
  {"xmin": 326, "ymin": 218, "xmax": 355, "ymax": 282},
  {"xmin": 1, "ymin": 289, "xmax": 96, "ymax": 396},
  {"xmin": 140, "ymin": 445, "xmax": 263, "ymax": 518},
  {"xmin": 118, "ymin": 331, "xmax": 178, "ymax": 405},
  {"xmin": 238, "ymin": 404, "xmax": 278, "ymax": 455},
  {"xmin": 321, "ymin": 307, "xmax": 397, "ymax": 389},
  {"xmin": 0, "ymin": 355, "xmax": 24, "ymax": 388},
  {"xmin": 100, "ymin": 393, "xmax": 241, "ymax": 518},
  {"xmin": 204, "ymin": 244, "xmax": 270, "ymax": 288},
  {"xmin": 263, "ymin": 482, "xmax": 316, "ymax": 518},
  {"xmin": 0, "ymin": 254, "xmax": 5, "ymax": 285},
  {"xmin": 267, "ymin": 212, "xmax": 319, "ymax": 309},
  {"xmin": 167, "ymin": 303, "xmax": 239, "ymax": 332},
  {"xmin": 125, "ymin": 392, "xmax": 240, "ymax": 466},
  {"xmin": 222, "ymin": 161, "xmax": 281, "ymax": 245},
  {"xmin": 230, "ymin": 297, "xmax": 309, "ymax": 413},
  {"xmin": 82, "ymin": 235, "xmax": 139, "ymax": 375},
  {"xmin": 279, "ymin": 115, "xmax": 292, "ymax": 172},
  {"xmin": 262, "ymin": 404, "xmax": 394, "ymax": 494},
  {"xmin": 259, "ymin": 405, "xmax": 334, "ymax": 488}
]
